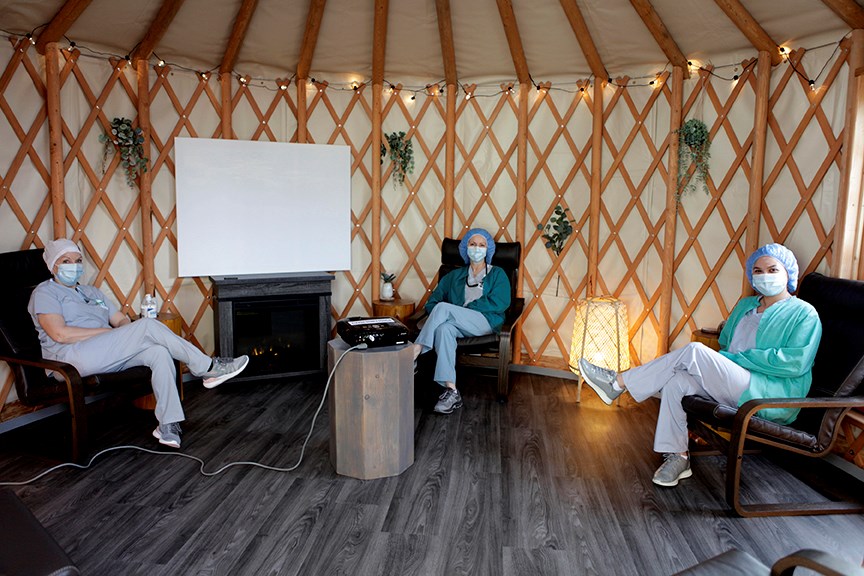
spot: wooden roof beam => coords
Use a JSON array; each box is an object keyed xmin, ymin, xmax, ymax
[
  {"xmin": 220, "ymin": 0, "xmax": 259, "ymax": 75},
  {"xmin": 131, "ymin": 0, "xmax": 187, "ymax": 63},
  {"xmin": 435, "ymin": 0, "xmax": 458, "ymax": 86},
  {"xmin": 558, "ymin": 0, "xmax": 608, "ymax": 82},
  {"xmin": 712, "ymin": 0, "xmax": 782, "ymax": 65},
  {"xmin": 35, "ymin": 0, "xmax": 93, "ymax": 54},
  {"xmin": 297, "ymin": 0, "xmax": 327, "ymax": 80},
  {"xmin": 820, "ymin": 0, "xmax": 864, "ymax": 30},
  {"xmin": 628, "ymin": 0, "xmax": 690, "ymax": 78},
  {"xmin": 372, "ymin": 0, "xmax": 388, "ymax": 85},
  {"xmin": 495, "ymin": 0, "xmax": 530, "ymax": 85}
]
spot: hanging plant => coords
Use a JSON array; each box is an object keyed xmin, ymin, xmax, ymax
[
  {"xmin": 676, "ymin": 118, "xmax": 711, "ymax": 198},
  {"xmin": 380, "ymin": 131, "xmax": 414, "ymax": 186},
  {"xmin": 537, "ymin": 204, "xmax": 576, "ymax": 296},
  {"xmin": 99, "ymin": 117, "xmax": 147, "ymax": 188}
]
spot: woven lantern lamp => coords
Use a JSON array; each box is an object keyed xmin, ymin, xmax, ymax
[{"xmin": 569, "ymin": 296, "xmax": 630, "ymax": 402}]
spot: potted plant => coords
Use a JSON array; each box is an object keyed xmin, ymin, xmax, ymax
[
  {"xmin": 99, "ymin": 117, "xmax": 147, "ymax": 188},
  {"xmin": 676, "ymin": 118, "xmax": 711, "ymax": 198},
  {"xmin": 537, "ymin": 205, "xmax": 576, "ymax": 296},
  {"xmin": 380, "ymin": 131, "xmax": 414, "ymax": 187},
  {"xmin": 380, "ymin": 271, "xmax": 396, "ymax": 301}
]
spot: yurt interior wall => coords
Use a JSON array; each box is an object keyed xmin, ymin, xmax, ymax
[{"xmin": 1, "ymin": 0, "xmax": 863, "ymax": 407}]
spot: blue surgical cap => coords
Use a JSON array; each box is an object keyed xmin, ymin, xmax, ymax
[
  {"xmin": 745, "ymin": 243, "xmax": 799, "ymax": 293},
  {"xmin": 458, "ymin": 228, "xmax": 496, "ymax": 264}
]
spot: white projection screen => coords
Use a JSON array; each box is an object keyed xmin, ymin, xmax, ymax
[{"xmin": 175, "ymin": 138, "xmax": 351, "ymax": 277}]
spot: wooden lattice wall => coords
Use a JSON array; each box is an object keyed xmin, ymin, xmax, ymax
[{"xmin": 0, "ymin": 34, "xmax": 856, "ymax": 405}]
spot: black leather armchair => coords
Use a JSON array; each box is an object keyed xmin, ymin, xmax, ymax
[
  {"xmin": 410, "ymin": 238, "xmax": 524, "ymax": 402},
  {"xmin": 683, "ymin": 272, "xmax": 864, "ymax": 517},
  {"xmin": 0, "ymin": 248, "xmax": 153, "ymax": 462}
]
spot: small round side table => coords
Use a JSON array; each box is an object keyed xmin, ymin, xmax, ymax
[{"xmin": 372, "ymin": 298, "xmax": 415, "ymax": 323}]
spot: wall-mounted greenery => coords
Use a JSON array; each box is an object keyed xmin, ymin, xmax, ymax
[
  {"xmin": 538, "ymin": 205, "xmax": 576, "ymax": 295},
  {"xmin": 99, "ymin": 117, "xmax": 147, "ymax": 188},
  {"xmin": 676, "ymin": 118, "xmax": 711, "ymax": 198},
  {"xmin": 380, "ymin": 131, "xmax": 414, "ymax": 186}
]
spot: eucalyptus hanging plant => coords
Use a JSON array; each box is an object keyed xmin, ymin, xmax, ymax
[
  {"xmin": 676, "ymin": 118, "xmax": 711, "ymax": 198},
  {"xmin": 537, "ymin": 204, "xmax": 576, "ymax": 296},
  {"xmin": 380, "ymin": 131, "xmax": 414, "ymax": 186},
  {"xmin": 99, "ymin": 117, "xmax": 147, "ymax": 188}
]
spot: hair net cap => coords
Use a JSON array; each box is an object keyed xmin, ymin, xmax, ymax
[
  {"xmin": 43, "ymin": 239, "xmax": 82, "ymax": 272},
  {"xmin": 458, "ymin": 228, "xmax": 496, "ymax": 264},
  {"xmin": 745, "ymin": 243, "xmax": 799, "ymax": 292}
]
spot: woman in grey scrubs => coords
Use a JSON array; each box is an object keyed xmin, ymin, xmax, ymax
[{"xmin": 28, "ymin": 239, "xmax": 249, "ymax": 449}]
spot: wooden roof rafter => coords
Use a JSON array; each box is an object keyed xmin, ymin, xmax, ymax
[
  {"xmin": 35, "ymin": 0, "xmax": 93, "ymax": 54},
  {"xmin": 558, "ymin": 0, "xmax": 608, "ymax": 82},
  {"xmin": 627, "ymin": 0, "xmax": 691, "ymax": 78},
  {"xmin": 297, "ymin": 0, "xmax": 327, "ymax": 80},
  {"xmin": 820, "ymin": 0, "xmax": 864, "ymax": 30},
  {"xmin": 435, "ymin": 0, "xmax": 458, "ymax": 86},
  {"xmin": 131, "ymin": 0, "xmax": 187, "ymax": 64},
  {"xmin": 220, "ymin": 0, "xmax": 259, "ymax": 75},
  {"xmin": 372, "ymin": 0, "xmax": 389, "ymax": 85},
  {"xmin": 712, "ymin": 0, "xmax": 782, "ymax": 65},
  {"xmin": 495, "ymin": 0, "xmax": 531, "ymax": 85}
]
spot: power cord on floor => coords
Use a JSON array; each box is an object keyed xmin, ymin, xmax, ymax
[{"xmin": 0, "ymin": 342, "xmax": 369, "ymax": 487}]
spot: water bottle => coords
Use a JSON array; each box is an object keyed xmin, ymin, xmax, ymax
[{"xmin": 141, "ymin": 294, "xmax": 158, "ymax": 319}]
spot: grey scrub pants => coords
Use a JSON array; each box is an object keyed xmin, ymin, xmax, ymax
[
  {"xmin": 415, "ymin": 302, "xmax": 493, "ymax": 387},
  {"xmin": 52, "ymin": 318, "xmax": 213, "ymax": 425},
  {"xmin": 621, "ymin": 342, "xmax": 751, "ymax": 453}
]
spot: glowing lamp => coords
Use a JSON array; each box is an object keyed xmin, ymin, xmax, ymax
[{"xmin": 569, "ymin": 296, "xmax": 630, "ymax": 401}]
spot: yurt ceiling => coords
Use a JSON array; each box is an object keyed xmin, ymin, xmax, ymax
[{"xmin": 0, "ymin": 0, "xmax": 859, "ymax": 88}]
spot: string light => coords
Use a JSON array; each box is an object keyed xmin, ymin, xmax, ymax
[{"xmin": 0, "ymin": 28, "xmax": 845, "ymax": 101}]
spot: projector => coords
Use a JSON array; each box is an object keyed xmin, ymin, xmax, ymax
[{"xmin": 336, "ymin": 316, "xmax": 409, "ymax": 348}]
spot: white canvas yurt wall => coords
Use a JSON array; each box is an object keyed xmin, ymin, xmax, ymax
[{"xmin": 0, "ymin": 0, "xmax": 862, "ymax": 407}]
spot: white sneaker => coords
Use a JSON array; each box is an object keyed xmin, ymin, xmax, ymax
[
  {"xmin": 201, "ymin": 355, "xmax": 249, "ymax": 388},
  {"xmin": 578, "ymin": 358, "xmax": 623, "ymax": 405}
]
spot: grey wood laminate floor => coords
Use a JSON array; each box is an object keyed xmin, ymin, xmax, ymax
[{"xmin": 1, "ymin": 370, "xmax": 863, "ymax": 575}]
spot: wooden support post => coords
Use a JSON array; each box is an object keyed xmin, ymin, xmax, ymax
[
  {"xmin": 743, "ymin": 51, "xmax": 771, "ymax": 293},
  {"xmin": 371, "ymin": 81, "xmax": 382, "ymax": 302},
  {"xmin": 297, "ymin": 78, "xmax": 308, "ymax": 143},
  {"xmin": 137, "ymin": 59, "xmax": 155, "ymax": 297},
  {"xmin": 371, "ymin": 0, "xmax": 388, "ymax": 302},
  {"xmin": 512, "ymin": 81, "xmax": 528, "ymax": 358},
  {"xmin": 45, "ymin": 42, "xmax": 66, "ymax": 239},
  {"xmin": 658, "ymin": 66, "xmax": 684, "ymax": 355},
  {"xmin": 587, "ymin": 81, "xmax": 603, "ymax": 296},
  {"xmin": 220, "ymin": 73, "xmax": 232, "ymax": 139},
  {"xmin": 444, "ymin": 83, "xmax": 455, "ymax": 237},
  {"xmin": 834, "ymin": 30, "xmax": 864, "ymax": 279}
]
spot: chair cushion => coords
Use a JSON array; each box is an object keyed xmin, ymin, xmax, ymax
[
  {"xmin": 683, "ymin": 395, "xmax": 821, "ymax": 452},
  {"xmin": 456, "ymin": 333, "xmax": 501, "ymax": 349}
]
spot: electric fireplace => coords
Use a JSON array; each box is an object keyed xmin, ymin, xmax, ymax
[{"xmin": 211, "ymin": 273, "xmax": 333, "ymax": 382}]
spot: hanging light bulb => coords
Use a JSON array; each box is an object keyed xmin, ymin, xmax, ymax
[{"xmin": 808, "ymin": 79, "xmax": 815, "ymax": 91}]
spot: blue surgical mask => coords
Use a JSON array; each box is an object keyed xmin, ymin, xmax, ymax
[
  {"xmin": 467, "ymin": 246, "xmax": 487, "ymax": 263},
  {"xmin": 56, "ymin": 263, "xmax": 84, "ymax": 286},
  {"xmin": 752, "ymin": 272, "xmax": 786, "ymax": 297}
]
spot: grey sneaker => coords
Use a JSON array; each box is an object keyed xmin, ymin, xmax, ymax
[
  {"xmin": 434, "ymin": 388, "xmax": 463, "ymax": 414},
  {"xmin": 153, "ymin": 422, "xmax": 182, "ymax": 448},
  {"xmin": 578, "ymin": 358, "xmax": 623, "ymax": 405},
  {"xmin": 652, "ymin": 453, "xmax": 693, "ymax": 487},
  {"xmin": 201, "ymin": 355, "xmax": 249, "ymax": 389}
]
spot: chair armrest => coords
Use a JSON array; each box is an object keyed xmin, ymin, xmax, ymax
[
  {"xmin": 771, "ymin": 548, "xmax": 864, "ymax": 576},
  {"xmin": 728, "ymin": 396, "xmax": 864, "ymax": 457},
  {"xmin": 0, "ymin": 353, "xmax": 81, "ymax": 380},
  {"xmin": 406, "ymin": 306, "xmax": 428, "ymax": 325},
  {"xmin": 735, "ymin": 396, "xmax": 864, "ymax": 428},
  {"xmin": 501, "ymin": 298, "xmax": 525, "ymax": 333}
]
